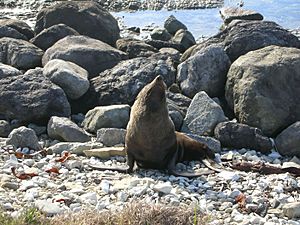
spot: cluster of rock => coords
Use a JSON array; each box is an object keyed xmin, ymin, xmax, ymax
[
  {"xmin": 1, "ymin": 0, "xmax": 300, "ymax": 221},
  {"xmin": 0, "ymin": 0, "xmax": 300, "ymax": 158}
]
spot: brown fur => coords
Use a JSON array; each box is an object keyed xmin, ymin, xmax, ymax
[{"xmin": 90, "ymin": 76, "xmax": 218, "ymax": 177}]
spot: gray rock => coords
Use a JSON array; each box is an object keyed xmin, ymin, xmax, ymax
[
  {"xmin": 34, "ymin": 1, "xmax": 120, "ymax": 46},
  {"xmin": 153, "ymin": 182, "xmax": 173, "ymax": 194},
  {"xmin": 172, "ymin": 29, "xmax": 196, "ymax": 51},
  {"xmin": 186, "ymin": 133, "xmax": 222, "ymax": 153},
  {"xmin": 0, "ymin": 63, "xmax": 22, "ymax": 78},
  {"xmin": 6, "ymin": 126, "xmax": 41, "ymax": 150},
  {"xmin": 184, "ymin": 20, "xmax": 300, "ymax": 62},
  {"xmin": 181, "ymin": 91, "xmax": 227, "ymax": 136},
  {"xmin": 145, "ymin": 39, "xmax": 185, "ymax": 52},
  {"xmin": 42, "ymin": 35, "xmax": 127, "ymax": 78},
  {"xmin": 166, "ymin": 91, "xmax": 192, "ymax": 115},
  {"xmin": 116, "ymin": 38, "xmax": 157, "ymax": 59},
  {"xmin": 159, "ymin": 48, "xmax": 181, "ymax": 65},
  {"xmin": 275, "ymin": 122, "xmax": 300, "ymax": 157},
  {"xmin": 1, "ymin": 181, "xmax": 19, "ymax": 191},
  {"xmin": 164, "ymin": 15, "xmax": 187, "ymax": 35},
  {"xmin": 151, "ymin": 28, "xmax": 172, "ymax": 41},
  {"xmin": 0, "ymin": 120, "xmax": 11, "ymax": 137},
  {"xmin": 96, "ymin": 128, "xmax": 126, "ymax": 147},
  {"xmin": 178, "ymin": 45, "xmax": 231, "ymax": 98},
  {"xmin": 224, "ymin": 20, "xmax": 300, "ymax": 62},
  {"xmin": 0, "ymin": 25, "xmax": 27, "ymax": 40},
  {"xmin": 28, "ymin": 123, "xmax": 47, "ymax": 136},
  {"xmin": 0, "ymin": 18, "xmax": 34, "ymax": 39},
  {"xmin": 0, "ymin": 68, "xmax": 71, "ymax": 124},
  {"xmin": 47, "ymin": 116, "xmax": 90, "ymax": 142},
  {"xmin": 43, "ymin": 59, "xmax": 90, "ymax": 100},
  {"xmin": 64, "ymin": 160, "xmax": 83, "ymax": 170},
  {"xmin": 0, "ymin": 37, "xmax": 43, "ymax": 70},
  {"xmin": 30, "ymin": 24, "xmax": 79, "ymax": 51},
  {"xmin": 47, "ymin": 142, "xmax": 103, "ymax": 155},
  {"xmin": 282, "ymin": 202, "xmax": 300, "ymax": 219},
  {"xmin": 225, "ymin": 46, "xmax": 300, "ymax": 136},
  {"xmin": 215, "ymin": 121, "xmax": 272, "ymax": 153},
  {"xmin": 35, "ymin": 200, "xmax": 64, "ymax": 216},
  {"xmin": 220, "ymin": 7, "xmax": 264, "ymax": 25},
  {"xmin": 169, "ymin": 110, "xmax": 183, "ymax": 131},
  {"xmin": 83, "ymin": 105, "xmax": 130, "ymax": 133},
  {"xmin": 71, "ymin": 53, "xmax": 176, "ymax": 112}
]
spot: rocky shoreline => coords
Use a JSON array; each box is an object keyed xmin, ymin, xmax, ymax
[{"xmin": 1, "ymin": 0, "xmax": 300, "ymax": 224}]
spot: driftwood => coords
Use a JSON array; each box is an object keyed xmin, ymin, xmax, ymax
[{"xmin": 230, "ymin": 161, "xmax": 300, "ymax": 177}]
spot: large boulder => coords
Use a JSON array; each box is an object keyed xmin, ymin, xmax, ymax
[
  {"xmin": 0, "ymin": 25, "xmax": 27, "ymax": 40},
  {"xmin": 47, "ymin": 116, "xmax": 90, "ymax": 142},
  {"xmin": 181, "ymin": 91, "xmax": 228, "ymax": 136},
  {"xmin": 0, "ymin": 68, "xmax": 71, "ymax": 124},
  {"xmin": 116, "ymin": 38, "xmax": 158, "ymax": 59},
  {"xmin": 177, "ymin": 45, "xmax": 231, "ymax": 98},
  {"xmin": 214, "ymin": 121, "xmax": 272, "ymax": 153},
  {"xmin": 225, "ymin": 45, "xmax": 300, "ymax": 136},
  {"xmin": 82, "ymin": 105, "xmax": 130, "ymax": 134},
  {"xmin": 43, "ymin": 59, "xmax": 90, "ymax": 100},
  {"xmin": 0, "ymin": 37, "xmax": 43, "ymax": 70},
  {"xmin": 164, "ymin": 15, "xmax": 187, "ymax": 35},
  {"xmin": 220, "ymin": 7, "xmax": 263, "ymax": 25},
  {"xmin": 150, "ymin": 28, "xmax": 172, "ymax": 41},
  {"xmin": 6, "ymin": 126, "xmax": 41, "ymax": 150},
  {"xmin": 275, "ymin": 122, "xmax": 300, "ymax": 157},
  {"xmin": 71, "ymin": 53, "xmax": 176, "ymax": 112},
  {"xmin": 0, "ymin": 63, "xmax": 22, "ymax": 78},
  {"xmin": 34, "ymin": 1, "xmax": 120, "ymax": 46},
  {"xmin": 171, "ymin": 29, "xmax": 196, "ymax": 51},
  {"xmin": 42, "ymin": 35, "xmax": 127, "ymax": 78},
  {"xmin": 184, "ymin": 20, "xmax": 300, "ymax": 62},
  {"xmin": 30, "ymin": 24, "xmax": 79, "ymax": 51},
  {"xmin": 0, "ymin": 19, "xmax": 34, "ymax": 40}
]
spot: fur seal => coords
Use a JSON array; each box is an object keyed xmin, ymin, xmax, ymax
[{"xmin": 89, "ymin": 75, "xmax": 220, "ymax": 177}]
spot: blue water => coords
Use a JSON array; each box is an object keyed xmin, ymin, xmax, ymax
[{"xmin": 113, "ymin": 0, "xmax": 300, "ymax": 39}]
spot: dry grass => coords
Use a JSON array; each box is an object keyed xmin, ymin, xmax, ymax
[
  {"xmin": 51, "ymin": 203, "xmax": 209, "ymax": 225},
  {"xmin": 1, "ymin": 203, "xmax": 210, "ymax": 225}
]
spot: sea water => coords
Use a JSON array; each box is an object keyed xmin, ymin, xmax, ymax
[{"xmin": 113, "ymin": 0, "xmax": 300, "ymax": 39}]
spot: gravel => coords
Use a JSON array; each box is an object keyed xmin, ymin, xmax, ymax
[{"xmin": 1, "ymin": 142, "xmax": 300, "ymax": 224}]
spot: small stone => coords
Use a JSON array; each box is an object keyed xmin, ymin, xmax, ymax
[
  {"xmin": 6, "ymin": 126, "xmax": 41, "ymax": 150},
  {"xmin": 96, "ymin": 128, "xmax": 126, "ymax": 147},
  {"xmin": 282, "ymin": 202, "xmax": 300, "ymax": 219},
  {"xmin": 80, "ymin": 192, "xmax": 98, "ymax": 205},
  {"xmin": 3, "ymin": 203, "xmax": 14, "ymax": 211},
  {"xmin": 64, "ymin": 160, "xmax": 83, "ymax": 170},
  {"xmin": 117, "ymin": 191, "xmax": 128, "ymax": 202},
  {"xmin": 35, "ymin": 200, "xmax": 65, "ymax": 216},
  {"xmin": 229, "ymin": 189, "xmax": 241, "ymax": 198},
  {"xmin": 23, "ymin": 159, "xmax": 35, "ymax": 167},
  {"xmin": 1, "ymin": 182, "xmax": 19, "ymax": 190},
  {"xmin": 153, "ymin": 182, "xmax": 173, "ymax": 194},
  {"xmin": 100, "ymin": 180, "xmax": 111, "ymax": 194},
  {"xmin": 69, "ymin": 203, "xmax": 81, "ymax": 212},
  {"xmin": 217, "ymin": 171, "xmax": 240, "ymax": 181},
  {"xmin": 19, "ymin": 180, "xmax": 37, "ymax": 191}
]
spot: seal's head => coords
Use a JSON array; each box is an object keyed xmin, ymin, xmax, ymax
[{"xmin": 136, "ymin": 75, "xmax": 167, "ymax": 112}]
